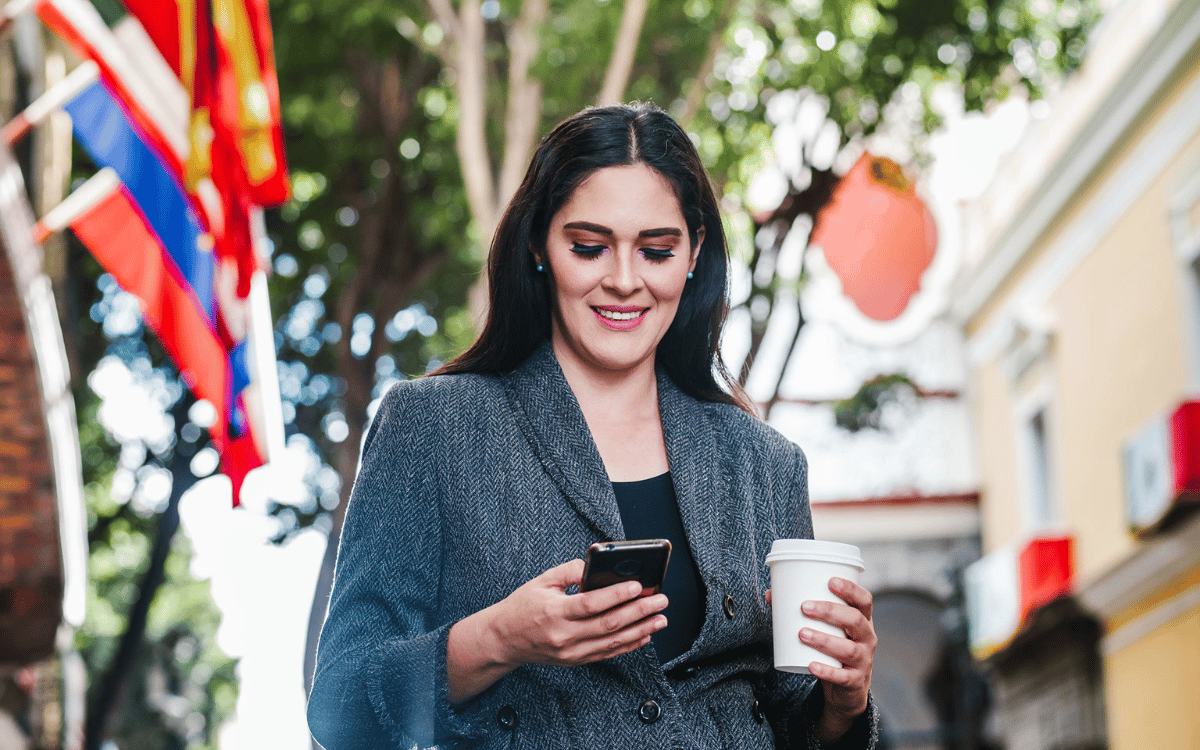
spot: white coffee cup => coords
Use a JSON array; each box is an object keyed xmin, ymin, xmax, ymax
[{"xmin": 765, "ymin": 539, "xmax": 865, "ymax": 674}]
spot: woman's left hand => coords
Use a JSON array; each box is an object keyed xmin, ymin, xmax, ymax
[{"xmin": 765, "ymin": 578, "xmax": 876, "ymax": 742}]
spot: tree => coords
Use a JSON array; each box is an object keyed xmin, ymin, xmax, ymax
[
  {"xmin": 55, "ymin": 2, "xmax": 1102, "ymax": 745},
  {"xmin": 691, "ymin": 0, "xmax": 1098, "ymax": 416},
  {"xmin": 70, "ymin": 260, "xmax": 237, "ymax": 750},
  {"xmin": 266, "ymin": 0, "xmax": 734, "ymax": 697},
  {"xmin": 264, "ymin": 0, "xmax": 1101, "ymax": 708}
]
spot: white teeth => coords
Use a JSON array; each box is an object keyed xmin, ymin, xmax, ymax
[{"xmin": 597, "ymin": 308, "xmax": 642, "ymax": 321}]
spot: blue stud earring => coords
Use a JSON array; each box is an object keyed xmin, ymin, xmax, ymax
[
  {"xmin": 536, "ymin": 264, "xmax": 545, "ymax": 273},
  {"xmin": 687, "ymin": 271, "xmax": 694, "ymax": 280}
]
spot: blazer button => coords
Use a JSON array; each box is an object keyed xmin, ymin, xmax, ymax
[
  {"xmin": 723, "ymin": 594, "xmax": 736, "ymax": 619},
  {"xmin": 753, "ymin": 699, "xmax": 765, "ymax": 724},
  {"xmin": 497, "ymin": 705, "xmax": 519, "ymax": 729},
  {"xmin": 638, "ymin": 699, "xmax": 662, "ymax": 724}
]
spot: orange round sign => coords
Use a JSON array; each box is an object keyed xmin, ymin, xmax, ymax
[{"xmin": 809, "ymin": 154, "xmax": 938, "ymax": 322}]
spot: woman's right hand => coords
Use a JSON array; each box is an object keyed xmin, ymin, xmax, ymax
[
  {"xmin": 491, "ymin": 559, "xmax": 668, "ymax": 667},
  {"xmin": 446, "ymin": 559, "xmax": 667, "ymax": 704}
]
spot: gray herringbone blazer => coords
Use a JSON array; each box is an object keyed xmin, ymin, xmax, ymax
[{"xmin": 307, "ymin": 344, "xmax": 878, "ymax": 749}]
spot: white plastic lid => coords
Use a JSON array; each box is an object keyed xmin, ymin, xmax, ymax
[{"xmin": 764, "ymin": 539, "xmax": 864, "ymax": 570}]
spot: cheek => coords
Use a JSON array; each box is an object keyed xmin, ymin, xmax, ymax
[
  {"xmin": 653, "ymin": 275, "xmax": 689, "ymax": 303},
  {"xmin": 549, "ymin": 273, "xmax": 597, "ymax": 315}
]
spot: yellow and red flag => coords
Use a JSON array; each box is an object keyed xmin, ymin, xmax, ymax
[{"xmin": 123, "ymin": 0, "xmax": 289, "ymax": 298}]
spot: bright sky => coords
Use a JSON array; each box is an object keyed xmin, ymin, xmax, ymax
[
  {"xmin": 90, "ymin": 352, "xmax": 325, "ymax": 748},
  {"xmin": 179, "ymin": 474, "xmax": 324, "ymax": 749}
]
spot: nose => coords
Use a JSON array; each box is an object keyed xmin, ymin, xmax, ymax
[{"xmin": 603, "ymin": 249, "xmax": 642, "ymax": 296}]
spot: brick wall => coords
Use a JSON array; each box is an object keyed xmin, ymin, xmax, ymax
[{"xmin": 0, "ymin": 243, "xmax": 62, "ymax": 665}]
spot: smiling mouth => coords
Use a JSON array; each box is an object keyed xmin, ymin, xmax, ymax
[{"xmin": 594, "ymin": 307, "xmax": 646, "ymax": 322}]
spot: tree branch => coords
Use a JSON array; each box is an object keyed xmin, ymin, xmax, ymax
[
  {"xmin": 496, "ymin": 0, "xmax": 547, "ymax": 211},
  {"xmin": 679, "ymin": 0, "xmax": 733, "ymax": 126},
  {"xmin": 426, "ymin": 0, "xmax": 461, "ymax": 48},
  {"xmin": 597, "ymin": 0, "xmax": 649, "ymax": 106},
  {"xmin": 763, "ymin": 296, "xmax": 805, "ymax": 420},
  {"xmin": 85, "ymin": 399, "xmax": 193, "ymax": 750},
  {"xmin": 451, "ymin": 0, "xmax": 497, "ymax": 238}
]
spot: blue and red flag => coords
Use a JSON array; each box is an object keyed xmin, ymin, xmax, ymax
[
  {"xmin": 53, "ymin": 78, "xmax": 267, "ymax": 500},
  {"xmin": 4, "ymin": 0, "xmax": 290, "ymax": 504},
  {"xmin": 122, "ymin": 0, "xmax": 290, "ymax": 297}
]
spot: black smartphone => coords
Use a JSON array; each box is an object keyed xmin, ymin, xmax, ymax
[{"xmin": 580, "ymin": 539, "xmax": 672, "ymax": 596}]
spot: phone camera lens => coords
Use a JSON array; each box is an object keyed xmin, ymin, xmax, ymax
[{"xmin": 615, "ymin": 559, "xmax": 642, "ymax": 577}]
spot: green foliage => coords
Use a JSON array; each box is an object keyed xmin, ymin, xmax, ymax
[
  {"xmin": 268, "ymin": 0, "xmax": 475, "ymax": 452},
  {"xmin": 833, "ymin": 372, "xmax": 917, "ymax": 432},
  {"xmin": 75, "ymin": 408, "xmax": 237, "ymax": 749},
  {"xmin": 684, "ymin": 0, "xmax": 1099, "ymax": 402},
  {"xmin": 68, "ymin": 246, "xmax": 237, "ymax": 747},
  {"xmin": 77, "ymin": 520, "xmax": 235, "ymax": 750},
  {"xmin": 700, "ymin": 0, "xmax": 1098, "ymax": 179}
]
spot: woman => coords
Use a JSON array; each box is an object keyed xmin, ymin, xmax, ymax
[{"xmin": 307, "ymin": 103, "xmax": 878, "ymax": 749}]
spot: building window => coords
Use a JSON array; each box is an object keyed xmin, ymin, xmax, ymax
[
  {"xmin": 1026, "ymin": 409, "xmax": 1057, "ymax": 529},
  {"xmin": 1172, "ymin": 161, "xmax": 1200, "ymax": 388}
]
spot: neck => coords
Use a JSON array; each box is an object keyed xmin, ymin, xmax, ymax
[{"xmin": 550, "ymin": 342, "xmax": 659, "ymax": 423}]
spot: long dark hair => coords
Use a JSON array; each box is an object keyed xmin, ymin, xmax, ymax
[{"xmin": 436, "ymin": 103, "xmax": 752, "ymax": 413}]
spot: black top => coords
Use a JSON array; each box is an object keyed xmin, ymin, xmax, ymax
[{"xmin": 611, "ymin": 472, "xmax": 705, "ymax": 664}]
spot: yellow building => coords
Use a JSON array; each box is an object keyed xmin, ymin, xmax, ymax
[{"xmin": 957, "ymin": 1, "xmax": 1200, "ymax": 748}]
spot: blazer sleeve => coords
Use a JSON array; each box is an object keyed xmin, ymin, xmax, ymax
[
  {"xmin": 306, "ymin": 382, "xmax": 489, "ymax": 749},
  {"xmin": 762, "ymin": 444, "xmax": 881, "ymax": 750}
]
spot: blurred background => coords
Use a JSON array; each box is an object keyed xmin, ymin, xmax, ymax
[{"xmin": 2, "ymin": 0, "xmax": 1198, "ymax": 748}]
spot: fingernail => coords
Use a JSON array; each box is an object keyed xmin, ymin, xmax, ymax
[
  {"xmin": 654, "ymin": 615, "xmax": 667, "ymax": 628},
  {"xmin": 802, "ymin": 601, "xmax": 817, "ymax": 615},
  {"xmin": 830, "ymin": 578, "xmax": 844, "ymax": 591},
  {"xmin": 800, "ymin": 628, "xmax": 814, "ymax": 642},
  {"xmin": 627, "ymin": 582, "xmax": 642, "ymax": 596}
]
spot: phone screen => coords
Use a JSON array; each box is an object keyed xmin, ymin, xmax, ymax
[{"xmin": 580, "ymin": 539, "xmax": 672, "ymax": 595}]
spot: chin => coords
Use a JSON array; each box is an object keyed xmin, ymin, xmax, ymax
[{"xmin": 580, "ymin": 342, "xmax": 658, "ymax": 375}]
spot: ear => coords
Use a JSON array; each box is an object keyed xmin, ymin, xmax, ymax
[{"xmin": 689, "ymin": 226, "xmax": 705, "ymax": 274}]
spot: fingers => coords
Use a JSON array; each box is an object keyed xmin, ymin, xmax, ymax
[
  {"xmin": 799, "ymin": 626, "xmax": 863, "ymax": 667},
  {"xmin": 566, "ymin": 580, "xmax": 649, "ymax": 620},
  {"xmin": 829, "ymin": 577, "xmax": 873, "ymax": 621},
  {"xmin": 802, "ymin": 578, "xmax": 875, "ymax": 642},
  {"xmin": 802, "ymin": 601, "xmax": 878, "ymax": 646},
  {"xmin": 808, "ymin": 660, "xmax": 869, "ymax": 692},
  {"xmin": 764, "ymin": 589, "xmax": 772, "ymax": 606},
  {"xmin": 542, "ymin": 558, "xmax": 585, "ymax": 589},
  {"xmin": 566, "ymin": 612, "xmax": 667, "ymax": 663},
  {"xmin": 592, "ymin": 593, "xmax": 668, "ymax": 633}
]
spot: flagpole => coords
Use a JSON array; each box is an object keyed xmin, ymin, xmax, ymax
[
  {"xmin": 32, "ymin": 166, "xmax": 119, "ymax": 243},
  {"xmin": 248, "ymin": 206, "xmax": 285, "ymax": 465},
  {"xmin": 1, "ymin": 59, "xmax": 98, "ymax": 147},
  {"xmin": 0, "ymin": 0, "xmax": 35, "ymax": 37}
]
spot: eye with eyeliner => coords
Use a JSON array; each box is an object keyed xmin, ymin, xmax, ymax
[
  {"xmin": 571, "ymin": 242, "xmax": 607, "ymax": 257},
  {"xmin": 569, "ymin": 242, "xmax": 676, "ymax": 261},
  {"xmin": 640, "ymin": 248, "xmax": 675, "ymax": 261}
]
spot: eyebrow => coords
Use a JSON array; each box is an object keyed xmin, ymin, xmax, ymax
[{"xmin": 562, "ymin": 221, "xmax": 683, "ymax": 239}]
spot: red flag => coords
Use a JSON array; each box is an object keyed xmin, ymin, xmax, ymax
[
  {"xmin": 122, "ymin": 0, "xmax": 288, "ymax": 298},
  {"xmin": 41, "ymin": 171, "xmax": 232, "ymax": 461},
  {"xmin": 212, "ymin": 0, "xmax": 289, "ymax": 206}
]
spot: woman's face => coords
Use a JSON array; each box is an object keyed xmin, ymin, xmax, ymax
[{"xmin": 540, "ymin": 163, "xmax": 702, "ymax": 380}]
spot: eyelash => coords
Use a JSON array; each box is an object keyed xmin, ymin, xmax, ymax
[{"xmin": 570, "ymin": 243, "xmax": 675, "ymax": 261}]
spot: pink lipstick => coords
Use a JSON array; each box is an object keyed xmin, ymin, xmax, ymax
[{"xmin": 592, "ymin": 305, "xmax": 647, "ymax": 330}]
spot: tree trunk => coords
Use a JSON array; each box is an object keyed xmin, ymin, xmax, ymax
[{"xmin": 84, "ymin": 398, "xmax": 194, "ymax": 750}]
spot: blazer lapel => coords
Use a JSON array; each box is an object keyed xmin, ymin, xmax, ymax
[
  {"xmin": 657, "ymin": 370, "xmax": 725, "ymax": 645},
  {"xmin": 502, "ymin": 343, "xmax": 624, "ymax": 540}
]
